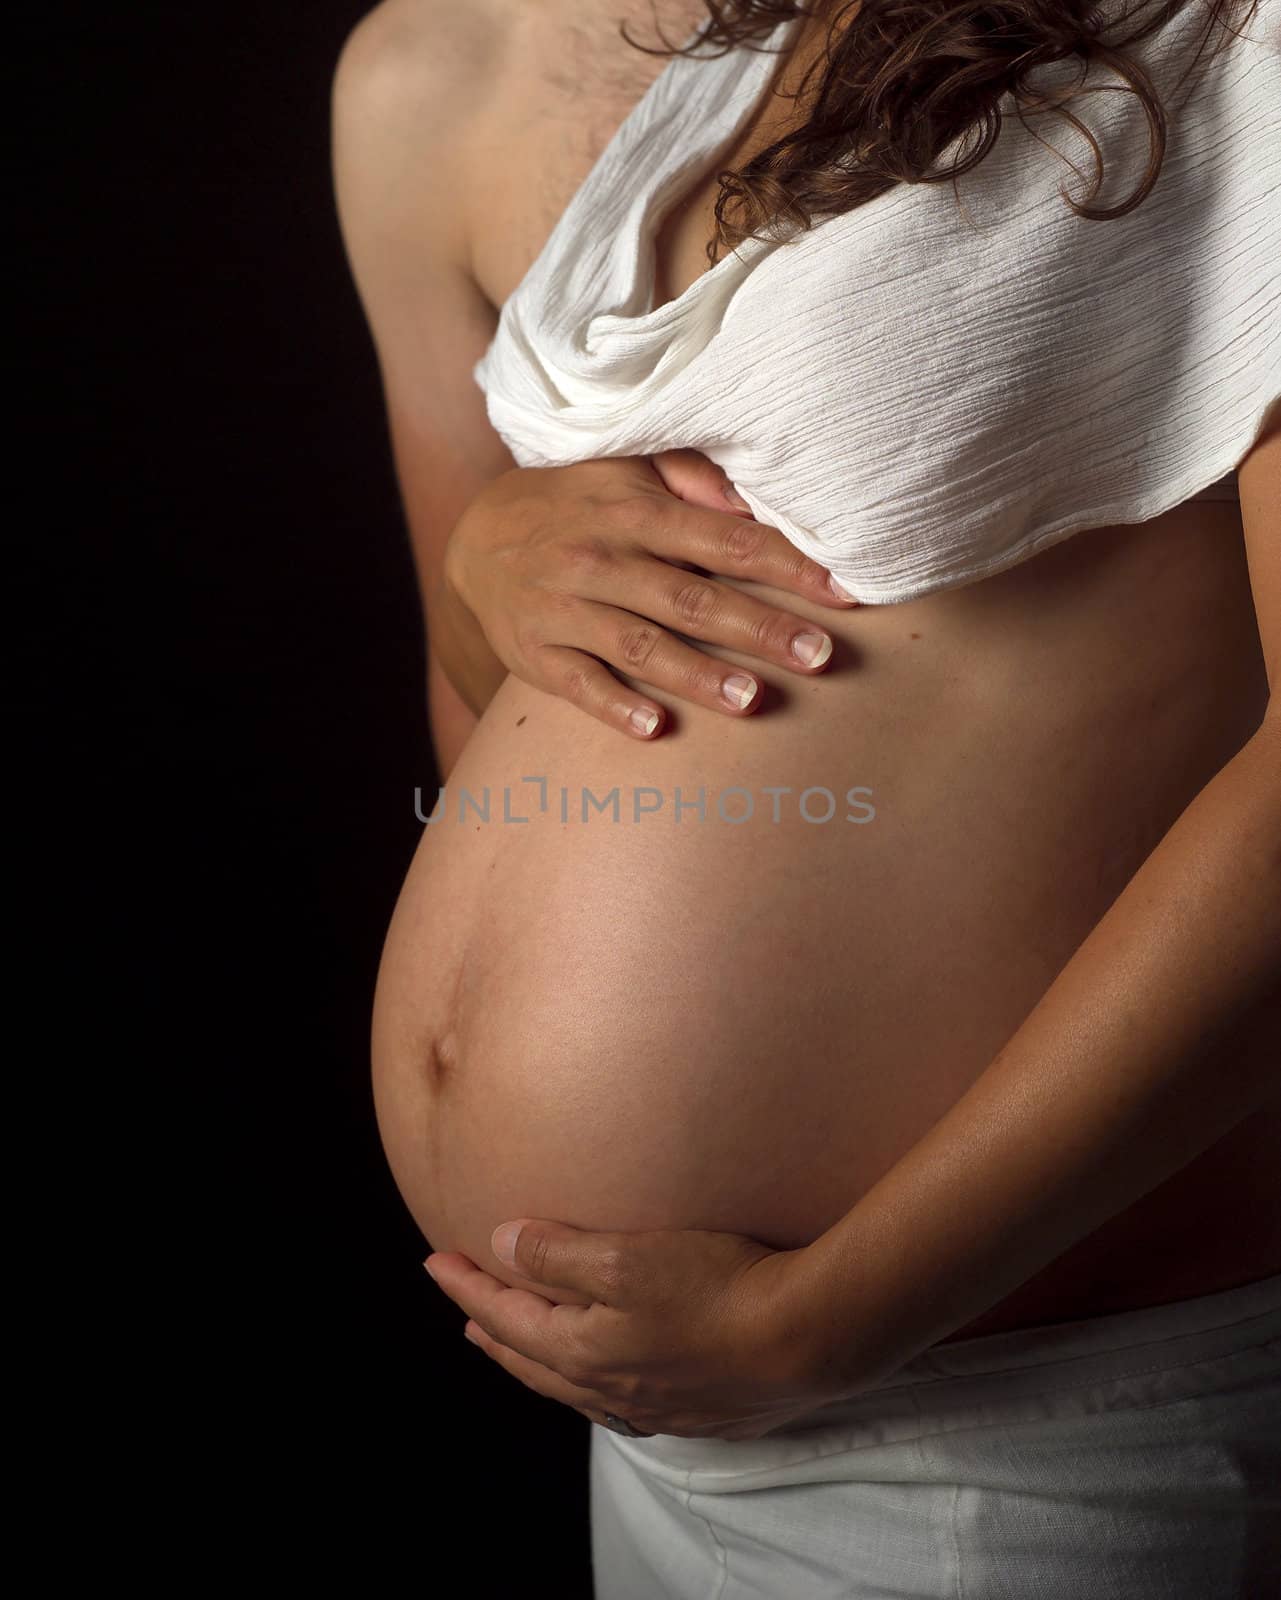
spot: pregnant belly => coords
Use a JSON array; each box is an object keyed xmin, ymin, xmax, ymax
[{"xmin": 373, "ymin": 509, "xmax": 1281, "ymax": 1323}]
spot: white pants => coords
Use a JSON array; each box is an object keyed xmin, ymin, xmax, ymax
[{"xmin": 590, "ymin": 1272, "xmax": 1281, "ymax": 1598}]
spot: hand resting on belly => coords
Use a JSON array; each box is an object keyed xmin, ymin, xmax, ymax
[{"xmin": 437, "ymin": 448, "xmax": 859, "ymax": 738}]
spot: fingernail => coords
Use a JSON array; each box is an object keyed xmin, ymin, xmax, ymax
[
  {"xmin": 792, "ymin": 631, "xmax": 832, "ymax": 668},
  {"xmin": 828, "ymin": 572, "xmax": 858, "ymax": 601},
  {"xmin": 464, "ymin": 1324, "xmax": 481, "ymax": 1345},
  {"xmin": 721, "ymin": 673, "xmax": 757, "ymax": 710},
  {"xmin": 724, "ymin": 485, "xmax": 752, "ymax": 513},
  {"xmin": 630, "ymin": 707, "xmax": 660, "ymax": 737},
  {"xmin": 423, "ymin": 1258, "xmax": 439, "ymax": 1282},
  {"xmin": 492, "ymin": 1221, "xmax": 522, "ymax": 1265}
]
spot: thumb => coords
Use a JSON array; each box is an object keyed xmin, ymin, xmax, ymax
[
  {"xmin": 648, "ymin": 447, "xmax": 754, "ymax": 516},
  {"xmin": 492, "ymin": 1218, "xmax": 633, "ymax": 1303}
]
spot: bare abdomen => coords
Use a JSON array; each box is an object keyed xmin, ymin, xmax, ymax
[{"xmin": 372, "ymin": 505, "xmax": 1281, "ymax": 1327}]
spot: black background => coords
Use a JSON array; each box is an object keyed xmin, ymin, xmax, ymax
[{"xmin": 32, "ymin": 2, "xmax": 593, "ymax": 1577}]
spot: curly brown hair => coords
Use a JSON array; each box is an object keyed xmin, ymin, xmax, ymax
[{"xmin": 619, "ymin": 0, "xmax": 1262, "ymax": 265}]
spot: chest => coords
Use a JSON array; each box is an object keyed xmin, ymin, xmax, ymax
[
  {"xmin": 649, "ymin": 22, "xmax": 828, "ymax": 310},
  {"xmin": 468, "ymin": 5, "xmax": 705, "ymax": 311},
  {"xmin": 470, "ymin": 9, "xmax": 825, "ymax": 315}
]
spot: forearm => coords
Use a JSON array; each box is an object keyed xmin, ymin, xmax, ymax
[
  {"xmin": 426, "ymin": 652, "xmax": 479, "ymax": 781},
  {"xmin": 426, "ymin": 569, "xmax": 508, "ymax": 724},
  {"xmin": 792, "ymin": 714, "xmax": 1281, "ymax": 1392}
]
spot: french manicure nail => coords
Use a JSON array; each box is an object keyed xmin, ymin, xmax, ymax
[
  {"xmin": 630, "ymin": 707, "xmax": 660, "ymax": 737},
  {"xmin": 724, "ymin": 485, "xmax": 752, "ymax": 513},
  {"xmin": 721, "ymin": 673, "xmax": 757, "ymax": 710},
  {"xmin": 792, "ymin": 631, "xmax": 832, "ymax": 668},
  {"xmin": 828, "ymin": 572, "xmax": 858, "ymax": 601}
]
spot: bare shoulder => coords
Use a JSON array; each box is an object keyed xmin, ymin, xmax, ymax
[
  {"xmin": 332, "ymin": 0, "xmax": 509, "ymax": 247},
  {"xmin": 334, "ymin": 0, "xmax": 510, "ymax": 120},
  {"xmin": 334, "ymin": 0, "xmax": 707, "ymax": 299},
  {"xmin": 332, "ymin": 0, "xmax": 670, "ymax": 161}
]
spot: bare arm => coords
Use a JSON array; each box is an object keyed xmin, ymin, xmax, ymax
[
  {"xmin": 333, "ymin": 0, "xmax": 513, "ymax": 776},
  {"xmin": 786, "ymin": 416, "xmax": 1281, "ymax": 1391}
]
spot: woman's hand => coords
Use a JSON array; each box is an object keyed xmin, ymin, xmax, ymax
[
  {"xmin": 440, "ymin": 449, "xmax": 859, "ymax": 739},
  {"xmin": 423, "ymin": 1217, "xmax": 862, "ymax": 1441}
]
